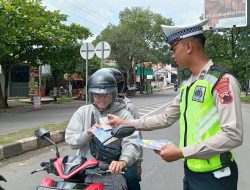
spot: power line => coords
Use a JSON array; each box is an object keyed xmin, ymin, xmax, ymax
[
  {"xmin": 43, "ymin": 0, "xmax": 103, "ymax": 29},
  {"xmin": 65, "ymin": 0, "xmax": 110, "ymax": 24},
  {"xmin": 43, "ymin": 0, "xmax": 105, "ymax": 34}
]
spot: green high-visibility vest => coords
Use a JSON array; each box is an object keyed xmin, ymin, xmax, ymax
[{"xmin": 179, "ymin": 67, "xmax": 233, "ymax": 172}]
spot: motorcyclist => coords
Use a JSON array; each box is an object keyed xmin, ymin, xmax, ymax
[
  {"xmin": 174, "ymin": 80, "xmax": 178, "ymax": 91},
  {"xmin": 65, "ymin": 71, "xmax": 140, "ymax": 190},
  {"xmin": 94, "ymin": 68, "xmax": 140, "ymax": 119},
  {"xmin": 93, "ymin": 68, "xmax": 142, "ymax": 190}
]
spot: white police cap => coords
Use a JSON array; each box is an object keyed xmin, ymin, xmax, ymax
[{"xmin": 161, "ymin": 19, "xmax": 209, "ymax": 44}]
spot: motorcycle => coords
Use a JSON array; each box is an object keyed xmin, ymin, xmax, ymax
[
  {"xmin": 49, "ymin": 86, "xmax": 72, "ymax": 98},
  {"xmin": 0, "ymin": 175, "xmax": 7, "ymax": 190},
  {"xmin": 31, "ymin": 126, "xmax": 136, "ymax": 190}
]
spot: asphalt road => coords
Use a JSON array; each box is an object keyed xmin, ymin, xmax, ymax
[
  {"xmin": 0, "ymin": 89, "xmax": 176, "ymax": 134},
  {"xmin": 0, "ymin": 102, "xmax": 184, "ymax": 190},
  {"xmin": 1, "ymin": 90, "xmax": 250, "ymax": 189}
]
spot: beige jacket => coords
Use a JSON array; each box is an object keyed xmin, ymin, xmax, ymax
[{"xmin": 131, "ymin": 60, "xmax": 243, "ymax": 160}]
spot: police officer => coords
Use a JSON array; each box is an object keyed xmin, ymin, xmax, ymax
[{"xmin": 108, "ymin": 19, "xmax": 243, "ymax": 190}]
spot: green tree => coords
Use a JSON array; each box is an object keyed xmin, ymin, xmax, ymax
[
  {"xmin": 0, "ymin": 0, "xmax": 92, "ymax": 107},
  {"xmin": 205, "ymin": 26, "xmax": 250, "ymax": 86},
  {"xmin": 95, "ymin": 7, "xmax": 173, "ymax": 85}
]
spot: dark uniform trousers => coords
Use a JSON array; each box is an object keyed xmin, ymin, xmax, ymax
[{"xmin": 183, "ymin": 161, "xmax": 238, "ymax": 190}]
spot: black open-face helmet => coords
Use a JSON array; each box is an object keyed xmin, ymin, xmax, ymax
[
  {"xmin": 87, "ymin": 71, "xmax": 117, "ymax": 105},
  {"xmin": 94, "ymin": 68, "xmax": 125, "ymax": 94}
]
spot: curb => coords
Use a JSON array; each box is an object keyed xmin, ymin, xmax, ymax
[{"xmin": 0, "ymin": 130, "xmax": 65, "ymax": 161}]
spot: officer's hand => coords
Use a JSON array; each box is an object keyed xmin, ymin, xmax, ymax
[
  {"xmin": 109, "ymin": 160, "xmax": 127, "ymax": 174},
  {"xmin": 154, "ymin": 143, "xmax": 184, "ymax": 162},
  {"xmin": 107, "ymin": 114, "xmax": 127, "ymax": 128},
  {"xmin": 87, "ymin": 124, "xmax": 101, "ymax": 137}
]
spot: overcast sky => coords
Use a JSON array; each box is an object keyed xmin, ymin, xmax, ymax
[{"xmin": 42, "ymin": 0, "xmax": 205, "ymax": 41}]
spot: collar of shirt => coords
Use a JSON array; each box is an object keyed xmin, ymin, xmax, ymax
[{"xmin": 186, "ymin": 60, "xmax": 214, "ymax": 86}]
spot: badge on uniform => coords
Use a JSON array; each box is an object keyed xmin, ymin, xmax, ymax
[
  {"xmin": 215, "ymin": 77, "xmax": 233, "ymax": 104},
  {"xmin": 192, "ymin": 86, "xmax": 206, "ymax": 103}
]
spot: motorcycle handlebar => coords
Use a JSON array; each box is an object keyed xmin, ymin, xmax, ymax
[
  {"xmin": 85, "ymin": 161, "xmax": 125, "ymax": 176},
  {"xmin": 31, "ymin": 160, "xmax": 56, "ymax": 175},
  {"xmin": 31, "ymin": 167, "xmax": 46, "ymax": 174}
]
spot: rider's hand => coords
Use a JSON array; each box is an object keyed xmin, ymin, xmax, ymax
[
  {"xmin": 87, "ymin": 124, "xmax": 101, "ymax": 137},
  {"xmin": 109, "ymin": 160, "xmax": 127, "ymax": 174}
]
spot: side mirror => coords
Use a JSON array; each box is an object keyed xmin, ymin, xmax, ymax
[
  {"xmin": 34, "ymin": 128, "xmax": 60, "ymax": 158},
  {"xmin": 111, "ymin": 125, "xmax": 136, "ymax": 138},
  {"xmin": 34, "ymin": 128, "xmax": 50, "ymax": 139}
]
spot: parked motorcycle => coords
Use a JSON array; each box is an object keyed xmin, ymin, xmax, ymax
[
  {"xmin": 49, "ymin": 86, "xmax": 72, "ymax": 98},
  {"xmin": 31, "ymin": 126, "xmax": 136, "ymax": 190}
]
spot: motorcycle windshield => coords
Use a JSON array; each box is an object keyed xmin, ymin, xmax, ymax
[{"xmin": 62, "ymin": 155, "xmax": 87, "ymax": 175}]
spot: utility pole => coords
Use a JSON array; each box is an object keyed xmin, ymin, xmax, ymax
[
  {"xmin": 80, "ymin": 42, "xmax": 95, "ymax": 105},
  {"xmin": 246, "ymin": 45, "xmax": 249, "ymax": 96},
  {"xmin": 230, "ymin": 26, "xmax": 236, "ymax": 74},
  {"xmin": 139, "ymin": 62, "xmax": 144, "ymax": 94}
]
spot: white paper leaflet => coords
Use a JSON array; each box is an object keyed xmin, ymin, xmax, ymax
[{"xmin": 136, "ymin": 138, "xmax": 168, "ymax": 150}]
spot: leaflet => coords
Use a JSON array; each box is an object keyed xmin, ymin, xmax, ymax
[
  {"xmin": 88, "ymin": 116, "xmax": 115, "ymax": 145},
  {"xmin": 98, "ymin": 117, "xmax": 112, "ymax": 131},
  {"xmin": 136, "ymin": 138, "xmax": 168, "ymax": 150},
  {"xmin": 91, "ymin": 127, "xmax": 117, "ymax": 145}
]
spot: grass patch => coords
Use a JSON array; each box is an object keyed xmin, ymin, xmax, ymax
[
  {"xmin": 56, "ymin": 96, "xmax": 74, "ymax": 104},
  {"xmin": 11, "ymin": 96, "xmax": 29, "ymax": 100},
  {"xmin": 0, "ymin": 121, "xmax": 68, "ymax": 145},
  {"xmin": 240, "ymin": 95, "xmax": 250, "ymax": 103}
]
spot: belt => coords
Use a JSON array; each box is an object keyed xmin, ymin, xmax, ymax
[{"xmin": 184, "ymin": 160, "xmax": 235, "ymax": 173}]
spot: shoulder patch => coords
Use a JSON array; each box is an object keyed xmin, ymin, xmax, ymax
[
  {"xmin": 192, "ymin": 86, "xmax": 206, "ymax": 103},
  {"xmin": 215, "ymin": 77, "xmax": 233, "ymax": 104}
]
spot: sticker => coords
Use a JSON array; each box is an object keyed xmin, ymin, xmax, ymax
[
  {"xmin": 215, "ymin": 77, "xmax": 233, "ymax": 104},
  {"xmin": 192, "ymin": 86, "xmax": 206, "ymax": 103}
]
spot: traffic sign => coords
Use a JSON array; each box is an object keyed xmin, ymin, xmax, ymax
[
  {"xmin": 95, "ymin": 41, "xmax": 111, "ymax": 59},
  {"xmin": 79, "ymin": 42, "xmax": 95, "ymax": 105},
  {"xmin": 136, "ymin": 67, "xmax": 154, "ymax": 75},
  {"xmin": 80, "ymin": 43, "xmax": 95, "ymax": 59}
]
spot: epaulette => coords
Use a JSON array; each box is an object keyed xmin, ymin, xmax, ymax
[
  {"xmin": 207, "ymin": 65, "xmax": 229, "ymax": 92},
  {"xmin": 207, "ymin": 65, "xmax": 228, "ymax": 78}
]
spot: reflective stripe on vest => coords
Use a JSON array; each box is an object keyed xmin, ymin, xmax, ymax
[{"xmin": 180, "ymin": 73, "xmax": 233, "ymax": 172}]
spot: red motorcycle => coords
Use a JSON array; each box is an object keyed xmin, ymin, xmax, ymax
[{"xmin": 31, "ymin": 126, "xmax": 135, "ymax": 190}]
